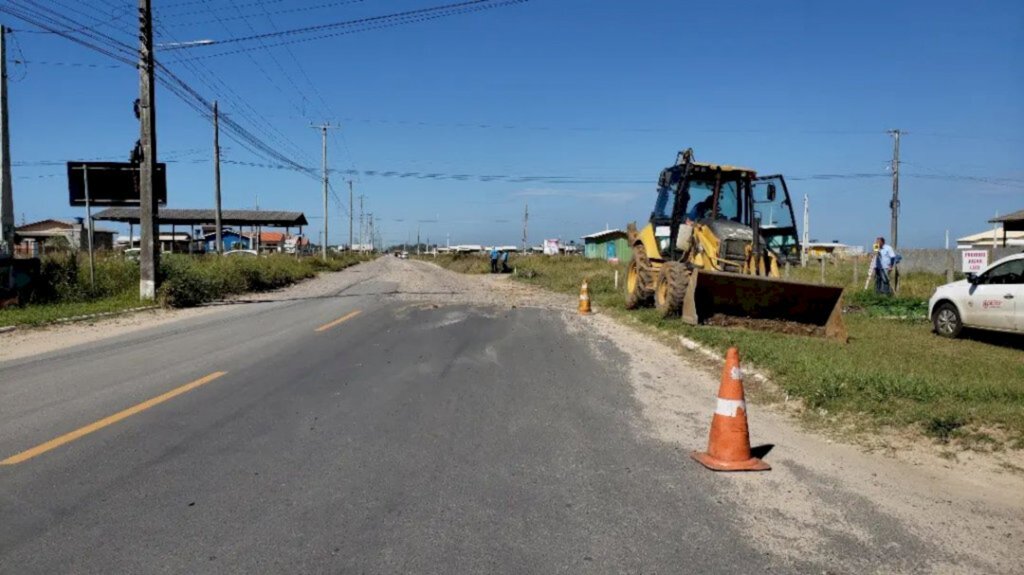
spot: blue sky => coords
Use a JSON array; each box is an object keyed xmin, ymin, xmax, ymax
[{"xmin": 4, "ymin": 0, "xmax": 1022, "ymax": 248}]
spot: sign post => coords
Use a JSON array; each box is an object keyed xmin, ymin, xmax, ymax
[
  {"xmin": 68, "ymin": 161, "xmax": 167, "ymax": 291},
  {"xmin": 84, "ymin": 167, "xmax": 94, "ymax": 289}
]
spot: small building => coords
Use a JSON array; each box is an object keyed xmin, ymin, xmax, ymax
[
  {"xmin": 14, "ymin": 218, "xmax": 116, "ymax": 256},
  {"xmin": 804, "ymin": 241, "xmax": 866, "ymax": 260},
  {"xmin": 989, "ymin": 210, "xmax": 1024, "ymax": 244},
  {"xmin": 204, "ymin": 230, "xmax": 253, "ymax": 252},
  {"xmin": 582, "ymin": 229, "xmax": 630, "ymax": 262},
  {"xmin": 956, "ymin": 229, "xmax": 1024, "ymax": 249}
]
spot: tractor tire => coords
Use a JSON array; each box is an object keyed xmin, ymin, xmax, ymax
[
  {"xmin": 655, "ymin": 261, "xmax": 690, "ymax": 317},
  {"xmin": 625, "ymin": 245, "xmax": 654, "ymax": 309}
]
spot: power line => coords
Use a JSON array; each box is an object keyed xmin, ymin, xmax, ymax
[
  {"xmin": 173, "ymin": 0, "xmax": 530, "ymax": 60},
  {"xmin": 163, "ymin": 0, "xmax": 369, "ymax": 29}
]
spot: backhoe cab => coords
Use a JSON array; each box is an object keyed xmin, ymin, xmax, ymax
[{"xmin": 625, "ymin": 149, "xmax": 847, "ymax": 341}]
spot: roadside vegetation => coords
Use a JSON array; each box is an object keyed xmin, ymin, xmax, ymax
[
  {"xmin": 1, "ymin": 251, "xmax": 372, "ymax": 327},
  {"xmin": 424, "ymin": 253, "xmax": 1024, "ymax": 450}
]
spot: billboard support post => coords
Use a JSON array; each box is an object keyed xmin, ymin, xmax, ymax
[{"xmin": 84, "ymin": 167, "xmax": 94, "ymax": 290}]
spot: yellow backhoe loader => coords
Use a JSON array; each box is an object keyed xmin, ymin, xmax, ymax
[{"xmin": 625, "ymin": 149, "xmax": 847, "ymax": 341}]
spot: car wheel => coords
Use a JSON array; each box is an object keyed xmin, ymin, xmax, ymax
[{"xmin": 932, "ymin": 302, "xmax": 963, "ymax": 338}]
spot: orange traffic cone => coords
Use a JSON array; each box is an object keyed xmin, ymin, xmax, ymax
[
  {"xmin": 691, "ymin": 347, "xmax": 770, "ymax": 472},
  {"xmin": 578, "ymin": 279, "xmax": 592, "ymax": 314}
]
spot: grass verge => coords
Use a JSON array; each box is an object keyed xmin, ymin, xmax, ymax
[
  {"xmin": 1, "ymin": 252, "xmax": 373, "ymax": 327},
  {"xmin": 425, "ymin": 253, "xmax": 1024, "ymax": 450}
]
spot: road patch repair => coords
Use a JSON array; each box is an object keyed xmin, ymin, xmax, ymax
[{"xmin": 408, "ymin": 256, "xmax": 1024, "ymax": 572}]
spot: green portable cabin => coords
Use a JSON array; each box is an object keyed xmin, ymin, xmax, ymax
[{"xmin": 582, "ymin": 229, "xmax": 631, "ymax": 262}]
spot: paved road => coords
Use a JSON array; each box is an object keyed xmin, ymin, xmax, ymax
[{"xmin": 0, "ymin": 259, "xmax": 1009, "ymax": 573}]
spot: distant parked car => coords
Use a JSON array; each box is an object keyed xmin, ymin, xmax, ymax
[
  {"xmin": 400, "ymin": 251, "xmax": 409, "ymax": 259},
  {"xmin": 123, "ymin": 248, "xmax": 141, "ymax": 261},
  {"xmin": 223, "ymin": 249, "xmax": 258, "ymax": 258},
  {"xmin": 929, "ymin": 253, "xmax": 1024, "ymax": 338}
]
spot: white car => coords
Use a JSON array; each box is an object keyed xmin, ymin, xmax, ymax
[{"xmin": 929, "ymin": 253, "xmax": 1024, "ymax": 337}]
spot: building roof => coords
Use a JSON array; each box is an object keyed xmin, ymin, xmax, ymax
[
  {"xmin": 16, "ymin": 219, "xmax": 75, "ymax": 232},
  {"xmin": 957, "ymin": 229, "xmax": 1024, "ymax": 243},
  {"xmin": 990, "ymin": 209, "xmax": 1024, "ymax": 224},
  {"xmin": 582, "ymin": 228, "xmax": 627, "ymax": 241},
  {"xmin": 92, "ymin": 208, "xmax": 308, "ymax": 227}
]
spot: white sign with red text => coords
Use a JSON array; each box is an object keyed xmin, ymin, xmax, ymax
[{"xmin": 961, "ymin": 250, "xmax": 988, "ymax": 274}]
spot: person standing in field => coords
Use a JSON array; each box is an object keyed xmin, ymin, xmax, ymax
[
  {"xmin": 873, "ymin": 236, "xmax": 897, "ymax": 295},
  {"xmin": 490, "ymin": 246, "xmax": 500, "ymax": 273}
]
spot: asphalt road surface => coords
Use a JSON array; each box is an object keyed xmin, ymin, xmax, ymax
[{"xmin": 1, "ymin": 258, "xmax": 1020, "ymax": 574}]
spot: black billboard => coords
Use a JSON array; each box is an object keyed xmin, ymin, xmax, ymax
[{"xmin": 67, "ymin": 162, "xmax": 167, "ymax": 207}]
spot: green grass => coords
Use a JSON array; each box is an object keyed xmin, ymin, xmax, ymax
[
  {"xmin": 0, "ymin": 292, "xmax": 145, "ymax": 327},
  {"xmin": 427, "ymin": 254, "xmax": 1024, "ymax": 449},
  {"xmin": 1, "ymin": 252, "xmax": 373, "ymax": 327}
]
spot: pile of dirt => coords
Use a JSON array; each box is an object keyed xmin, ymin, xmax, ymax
[{"xmin": 703, "ymin": 313, "xmax": 826, "ymax": 337}]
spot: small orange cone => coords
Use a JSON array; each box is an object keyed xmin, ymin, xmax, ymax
[
  {"xmin": 691, "ymin": 347, "xmax": 770, "ymax": 472},
  {"xmin": 578, "ymin": 279, "xmax": 592, "ymax": 314}
]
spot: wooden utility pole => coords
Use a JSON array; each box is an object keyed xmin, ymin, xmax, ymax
[
  {"xmin": 0, "ymin": 26, "xmax": 15, "ymax": 255},
  {"xmin": 213, "ymin": 100, "xmax": 222, "ymax": 254},
  {"xmin": 888, "ymin": 129, "xmax": 901, "ymax": 250},
  {"xmin": 348, "ymin": 179, "xmax": 353, "ymax": 249},
  {"xmin": 138, "ymin": 0, "xmax": 159, "ymax": 299}
]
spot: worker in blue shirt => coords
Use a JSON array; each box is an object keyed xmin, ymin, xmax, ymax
[
  {"xmin": 873, "ymin": 236, "xmax": 897, "ymax": 295},
  {"xmin": 490, "ymin": 246, "xmax": 500, "ymax": 273}
]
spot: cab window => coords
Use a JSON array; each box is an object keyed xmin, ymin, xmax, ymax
[
  {"xmin": 715, "ymin": 180, "xmax": 741, "ymax": 221},
  {"xmin": 652, "ymin": 187, "xmax": 672, "ymax": 221},
  {"xmin": 685, "ymin": 181, "xmax": 715, "ymax": 221}
]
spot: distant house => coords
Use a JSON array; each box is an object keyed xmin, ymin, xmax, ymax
[
  {"xmin": 582, "ymin": 229, "xmax": 630, "ymax": 262},
  {"xmin": 804, "ymin": 242, "xmax": 864, "ymax": 259},
  {"xmin": 259, "ymin": 231, "xmax": 286, "ymax": 252},
  {"xmin": 14, "ymin": 218, "xmax": 116, "ymax": 256},
  {"xmin": 204, "ymin": 230, "xmax": 253, "ymax": 252}
]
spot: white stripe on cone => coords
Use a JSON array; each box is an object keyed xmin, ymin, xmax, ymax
[{"xmin": 715, "ymin": 398, "xmax": 746, "ymax": 417}]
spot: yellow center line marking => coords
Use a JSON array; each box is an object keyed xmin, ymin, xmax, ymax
[
  {"xmin": 315, "ymin": 309, "xmax": 362, "ymax": 332},
  {"xmin": 1, "ymin": 371, "xmax": 228, "ymax": 466}
]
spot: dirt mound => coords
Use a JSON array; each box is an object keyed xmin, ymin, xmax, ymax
[{"xmin": 704, "ymin": 313, "xmax": 825, "ymax": 337}]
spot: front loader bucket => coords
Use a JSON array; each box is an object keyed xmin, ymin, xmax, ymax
[{"xmin": 681, "ymin": 269, "xmax": 848, "ymax": 341}]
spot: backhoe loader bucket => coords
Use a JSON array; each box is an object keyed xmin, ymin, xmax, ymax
[{"xmin": 681, "ymin": 270, "xmax": 848, "ymax": 341}]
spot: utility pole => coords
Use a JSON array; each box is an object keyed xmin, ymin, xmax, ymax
[
  {"xmin": 416, "ymin": 224, "xmax": 420, "ymax": 255},
  {"xmin": 367, "ymin": 213, "xmax": 374, "ymax": 252},
  {"xmin": 801, "ymin": 194, "xmax": 809, "ymax": 267},
  {"xmin": 0, "ymin": 26, "xmax": 14, "ymax": 256},
  {"xmin": 213, "ymin": 100, "xmax": 222, "ymax": 254},
  {"xmin": 348, "ymin": 179, "xmax": 353, "ymax": 250},
  {"xmin": 358, "ymin": 194, "xmax": 365, "ymax": 251},
  {"xmin": 138, "ymin": 0, "xmax": 159, "ymax": 300},
  {"xmin": 522, "ymin": 201, "xmax": 528, "ymax": 254},
  {"xmin": 310, "ymin": 123, "xmax": 336, "ymax": 261},
  {"xmin": 888, "ymin": 129, "xmax": 901, "ymax": 251}
]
